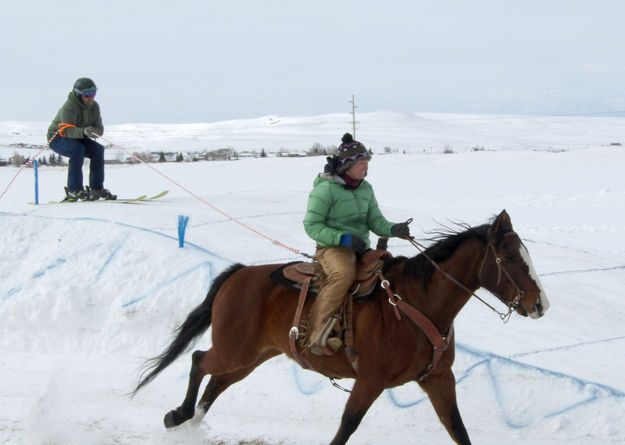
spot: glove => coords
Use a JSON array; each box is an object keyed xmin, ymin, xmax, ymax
[
  {"xmin": 84, "ymin": 126, "xmax": 99, "ymax": 138},
  {"xmin": 391, "ymin": 221, "xmax": 411, "ymax": 239},
  {"xmin": 339, "ymin": 234, "xmax": 367, "ymax": 255}
]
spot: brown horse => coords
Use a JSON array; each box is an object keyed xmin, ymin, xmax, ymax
[{"xmin": 133, "ymin": 210, "xmax": 549, "ymax": 444}]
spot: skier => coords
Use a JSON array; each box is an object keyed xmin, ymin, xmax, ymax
[{"xmin": 47, "ymin": 77, "xmax": 116, "ymax": 201}]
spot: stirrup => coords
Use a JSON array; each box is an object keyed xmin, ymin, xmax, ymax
[
  {"xmin": 309, "ymin": 344, "xmax": 335, "ymax": 356},
  {"xmin": 309, "ymin": 337, "xmax": 342, "ymax": 356}
]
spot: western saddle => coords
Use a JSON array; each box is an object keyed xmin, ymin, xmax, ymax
[{"xmin": 281, "ymin": 238, "xmax": 392, "ymax": 372}]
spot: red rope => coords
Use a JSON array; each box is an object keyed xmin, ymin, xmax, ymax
[
  {"xmin": 0, "ymin": 129, "xmax": 311, "ymax": 258},
  {"xmin": 98, "ymin": 135, "xmax": 313, "ymax": 259},
  {"xmin": 0, "ymin": 128, "xmax": 64, "ymax": 202}
]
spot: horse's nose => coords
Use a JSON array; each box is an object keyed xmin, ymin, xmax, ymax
[{"xmin": 530, "ymin": 301, "xmax": 545, "ymax": 319}]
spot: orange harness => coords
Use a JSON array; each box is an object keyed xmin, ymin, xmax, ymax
[{"xmin": 57, "ymin": 123, "xmax": 77, "ymax": 137}]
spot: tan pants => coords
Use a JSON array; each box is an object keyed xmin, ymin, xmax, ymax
[{"xmin": 307, "ymin": 246, "xmax": 356, "ymax": 349}]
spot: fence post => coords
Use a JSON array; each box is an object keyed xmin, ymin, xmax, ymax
[
  {"xmin": 34, "ymin": 159, "xmax": 39, "ymax": 205},
  {"xmin": 178, "ymin": 215, "xmax": 190, "ymax": 247}
]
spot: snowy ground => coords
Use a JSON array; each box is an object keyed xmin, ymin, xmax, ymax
[{"xmin": 1, "ymin": 113, "xmax": 625, "ymax": 444}]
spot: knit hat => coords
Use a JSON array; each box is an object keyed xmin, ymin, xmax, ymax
[{"xmin": 336, "ymin": 133, "xmax": 371, "ymax": 174}]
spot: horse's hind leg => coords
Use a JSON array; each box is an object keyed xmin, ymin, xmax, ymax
[
  {"xmin": 165, "ymin": 348, "xmax": 279, "ymax": 428},
  {"xmin": 192, "ymin": 350, "xmax": 280, "ymax": 424},
  {"xmin": 418, "ymin": 368, "xmax": 471, "ymax": 445},
  {"xmin": 164, "ymin": 349, "xmax": 209, "ymax": 428},
  {"xmin": 164, "ymin": 346, "xmax": 238, "ymax": 428}
]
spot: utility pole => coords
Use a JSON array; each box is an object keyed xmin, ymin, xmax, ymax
[{"xmin": 348, "ymin": 94, "xmax": 357, "ymax": 139}]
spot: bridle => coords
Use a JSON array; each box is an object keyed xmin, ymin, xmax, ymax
[
  {"xmin": 406, "ymin": 231, "xmax": 524, "ymax": 323},
  {"xmin": 477, "ymin": 232, "xmax": 525, "ymax": 319},
  {"xmin": 372, "ymin": 227, "xmax": 527, "ymax": 382}
]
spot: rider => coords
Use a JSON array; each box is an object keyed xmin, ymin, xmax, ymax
[
  {"xmin": 303, "ymin": 133, "xmax": 411, "ymax": 355},
  {"xmin": 47, "ymin": 77, "xmax": 116, "ymax": 201}
]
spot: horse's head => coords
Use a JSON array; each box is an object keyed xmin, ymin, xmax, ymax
[{"xmin": 479, "ymin": 210, "xmax": 550, "ymax": 319}]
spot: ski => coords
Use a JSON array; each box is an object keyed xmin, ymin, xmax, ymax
[
  {"xmin": 108, "ymin": 190, "xmax": 168, "ymax": 202},
  {"xmin": 28, "ymin": 190, "xmax": 168, "ymax": 205},
  {"xmin": 146, "ymin": 190, "xmax": 169, "ymax": 200}
]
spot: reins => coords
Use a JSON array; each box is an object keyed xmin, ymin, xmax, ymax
[
  {"xmin": 360, "ymin": 228, "xmax": 525, "ymax": 383},
  {"xmin": 403, "ymin": 231, "xmax": 522, "ymax": 323}
]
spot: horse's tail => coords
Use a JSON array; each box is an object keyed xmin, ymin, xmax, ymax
[{"xmin": 132, "ymin": 263, "xmax": 246, "ymax": 395}]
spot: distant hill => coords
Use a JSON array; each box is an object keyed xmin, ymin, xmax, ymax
[{"xmin": 1, "ymin": 111, "xmax": 623, "ymax": 157}]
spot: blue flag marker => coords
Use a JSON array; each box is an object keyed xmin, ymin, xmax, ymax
[{"xmin": 178, "ymin": 215, "xmax": 190, "ymax": 247}]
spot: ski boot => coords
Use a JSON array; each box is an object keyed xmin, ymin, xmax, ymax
[
  {"xmin": 87, "ymin": 186, "xmax": 117, "ymax": 200},
  {"xmin": 63, "ymin": 187, "xmax": 91, "ymax": 202}
]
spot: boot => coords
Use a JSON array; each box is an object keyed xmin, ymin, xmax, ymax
[
  {"xmin": 309, "ymin": 315, "xmax": 342, "ymax": 356},
  {"xmin": 326, "ymin": 337, "xmax": 343, "ymax": 352},
  {"xmin": 63, "ymin": 187, "xmax": 90, "ymax": 202},
  {"xmin": 87, "ymin": 186, "xmax": 117, "ymax": 200}
]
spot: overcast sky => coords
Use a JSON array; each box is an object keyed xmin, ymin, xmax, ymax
[{"xmin": 3, "ymin": 0, "xmax": 625, "ymax": 124}]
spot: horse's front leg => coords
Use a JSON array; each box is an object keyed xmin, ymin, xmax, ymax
[
  {"xmin": 418, "ymin": 367, "xmax": 471, "ymax": 445},
  {"xmin": 164, "ymin": 349, "xmax": 207, "ymax": 428},
  {"xmin": 329, "ymin": 376, "xmax": 386, "ymax": 445}
]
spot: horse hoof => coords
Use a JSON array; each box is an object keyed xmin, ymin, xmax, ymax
[{"xmin": 164, "ymin": 410, "xmax": 179, "ymax": 428}]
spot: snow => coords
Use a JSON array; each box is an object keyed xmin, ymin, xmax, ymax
[{"xmin": 1, "ymin": 111, "xmax": 625, "ymax": 444}]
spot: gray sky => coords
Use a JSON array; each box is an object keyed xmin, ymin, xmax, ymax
[{"xmin": 3, "ymin": 0, "xmax": 625, "ymax": 124}]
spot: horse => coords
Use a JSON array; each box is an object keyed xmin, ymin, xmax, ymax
[{"xmin": 133, "ymin": 210, "xmax": 549, "ymax": 445}]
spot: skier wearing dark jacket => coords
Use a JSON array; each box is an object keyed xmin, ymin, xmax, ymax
[{"xmin": 47, "ymin": 77, "xmax": 115, "ymax": 201}]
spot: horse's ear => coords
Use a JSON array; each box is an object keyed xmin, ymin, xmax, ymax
[{"xmin": 489, "ymin": 210, "xmax": 513, "ymax": 239}]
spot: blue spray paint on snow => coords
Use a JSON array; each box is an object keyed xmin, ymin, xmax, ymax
[
  {"xmin": 96, "ymin": 236, "xmax": 127, "ymax": 280},
  {"xmin": 121, "ymin": 261, "xmax": 215, "ymax": 308},
  {"xmin": 2, "ymin": 287, "xmax": 22, "ymax": 302},
  {"xmin": 539, "ymin": 265, "xmax": 625, "ymax": 276},
  {"xmin": 510, "ymin": 335, "xmax": 625, "ymax": 358},
  {"xmin": 31, "ymin": 258, "xmax": 68, "ymax": 279},
  {"xmin": 1, "ymin": 257, "xmax": 68, "ymax": 301},
  {"xmin": 291, "ymin": 341, "xmax": 625, "ymax": 429},
  {"xmin": 5, "ymin": 211, "xmax": 624, "ymax": 428},
  {"xmin": 0, "ymin": 213, "xmax": 233, "ymax": 305}
]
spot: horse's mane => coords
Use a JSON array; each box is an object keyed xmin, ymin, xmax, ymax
[{"xmin": 383, "ymin": 221, "xmax": 491, "ymax": 289}]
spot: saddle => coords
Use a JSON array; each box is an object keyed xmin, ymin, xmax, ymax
[
  {"xmin": 281, "ymin": 247, "xmax": 392, "ymax": 299},
  {"xmin": 276, "ymin": 239, "xmax": 393, "ymax": 372}
]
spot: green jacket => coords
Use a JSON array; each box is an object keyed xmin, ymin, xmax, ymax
[
  {"xmin": 47, "ymin": 91, "xmax": 104, "ymax": 142},
  {"xmin": 303, "ymin": 173, "xmax": 395, "ymax": 249}
]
